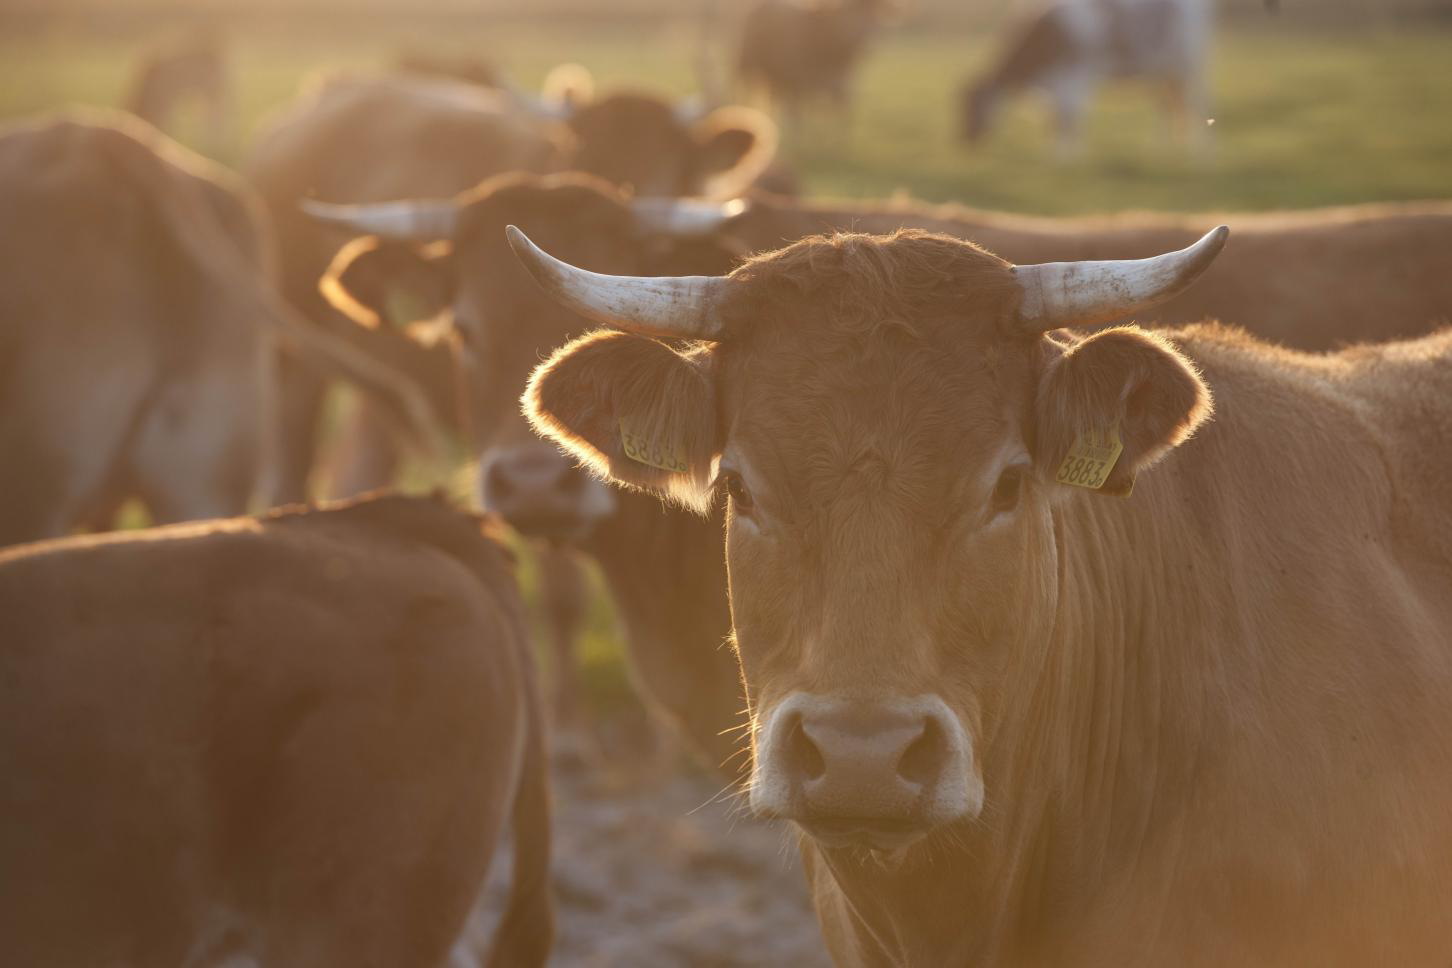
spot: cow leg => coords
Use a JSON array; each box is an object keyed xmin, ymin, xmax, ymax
[
  {"xmin": 325, "ymin": 397, "xmax": 402, "ymax": 499},
  {"xmin": 130, "ymin": 356, "xmax": 267, "ymax": 524},
  {"xmin": 0, "ymin": 349, "xmax": 152, "ymax": 545}
]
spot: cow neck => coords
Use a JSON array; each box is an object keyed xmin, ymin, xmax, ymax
[{"xmin": 798, "ymin": 478, "xmax": 1216, "ymax": 966}]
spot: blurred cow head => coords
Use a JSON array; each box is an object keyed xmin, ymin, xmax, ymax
[
  {"xmin": 516, "ymin": 225, "xmax": 1225, "ymax": 851},
  {"xmin": 305, "ymin": 174, "xmax": 750, "ymax": 542},
  {"xmin": 508, "ymin": 66, "xmax": 779, "ymax": 200}
]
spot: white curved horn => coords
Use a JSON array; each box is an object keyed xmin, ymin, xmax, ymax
[
  {"xmin": 630, "ymin": 197, "xmax": 748, "ymax": 237},
  {"xmin": 301, "ymin": 198, "xmax": 459, "ymax": 241},
  {"xmin": 506, "ymin": 225, "xmax": 725, "ymax": 340},
  {"xmin": 1013, "ymin": 225, "xmax": 1229, "ymax": 331}
]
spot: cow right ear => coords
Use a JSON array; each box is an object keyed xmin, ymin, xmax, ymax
[
  {"xmin": 319, "ymin": 235, "xmax": 456, "ymax": 330},
  {"xmin": 524, "ymin": 330, "xmax": 720, "ymax": 512}
]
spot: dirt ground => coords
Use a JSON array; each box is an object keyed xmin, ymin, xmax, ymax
[{"xmin": 456, "ymin": 747, "xmax": 833, "ymax": 968}]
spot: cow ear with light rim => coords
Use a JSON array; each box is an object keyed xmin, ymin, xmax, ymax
[
  {"xmin": 1034, "ymin": 326, "xmax": 1213, "ymax": 497},
  {"xmin": 319, "ymin": 236, "xmax": 457, "ymax": 330},
  {"xmin": 693, "ymin": 106, "xmax": 778, "ymax": 197},
  {"xmin": 524, "ymin": 330, "xmax": 719, "ymax": 511}
]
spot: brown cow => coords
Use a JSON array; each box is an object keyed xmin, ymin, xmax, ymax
[
  {"xmin": 737, "ymin": 0, "xmax": 897, "ymax": 123},
  {"xmin": 310, "ymin": 180, "xmax": 1452, "ymax": 781},
  {"xmin": 246, "ymin": 71, "xmax": 776, "ymax": 504},
  {"xmin": 0, "ymin": 111, "xmax": 435, "ymax": 547},
  {"xmin": 305, "ymin": 174, "xmax": 747, "ymax": 773},
  {"xmin": 0, "ymin": 494, "xmax": 551, "ymax": 968},
  {"xmin": 516, "ymin": 224, "xmax": 1452, "ymax": 965}
]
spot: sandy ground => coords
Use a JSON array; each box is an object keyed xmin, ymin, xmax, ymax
[{"xmin": 455, "ymin": 746, "xmax": 833, "ymax": 968}]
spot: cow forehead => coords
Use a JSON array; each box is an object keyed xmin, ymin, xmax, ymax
[{"xmin": 723, "ymin": 322, "xmax": 1028, "ymax": 510}]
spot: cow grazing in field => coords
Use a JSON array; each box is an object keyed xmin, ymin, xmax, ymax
[
  {"xmin": 246, "ymin": 71, "xmax": 776, "ymax": 504},
  {"xmin": 304, "ymin": 174, "xmax": 747, "ymax": 772},
  {"xmin": 0, "ymin": 494, "xmax": 551, "ymax": 968},
  {"xmin": 515, "ymin": 223, "xmax": 1452, "ymax": 965},
  {"xmin": 737, "ymin": 0, "xmax": 896, "ymax": 123},
  {"xmin": 308, "ymin": 180, "xmax": 1452, "ymax": 780},
  {"xmin": 960, "ymin": 0, "xmax": 1212, "ymax": 154},
  {"xmin": 0, "ymin": 112, "xmax": 435, "ymax": 547},
  {"xmin": 126, "ymin": 30, "xmax": 233, "ymax": 151}
]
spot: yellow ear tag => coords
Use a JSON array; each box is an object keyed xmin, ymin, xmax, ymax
[
  {"xmin": 1055, "ymin": 424, "xmax": 1123, "ymax": 490},
  {"xmin": 620, "ymin": 419, "xmax": 689, "ymax": 474}
]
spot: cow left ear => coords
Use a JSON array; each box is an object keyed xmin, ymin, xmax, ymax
[
  {"xmin": 692, "ymin": 106, "xmax": 777, "ymax": 197},
  {"xmin": 1034, "ymin": 327, "xmax": 1213, "ymax": 497}
]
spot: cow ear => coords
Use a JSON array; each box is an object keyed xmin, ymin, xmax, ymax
[
  {"xmin": 319, "ymin": 236, "xmax": 456, "ymax": 330},
  {"xmin": 693, "ymin": 106, "xmax": 777, "ymax": 197},
  {"xmin": 524, "ymin": 330, "xmax": 719, "ymax": 512},
  {"xmin": 1034, "ymin": 327, "xmax": 1213, "ymax": 497}
]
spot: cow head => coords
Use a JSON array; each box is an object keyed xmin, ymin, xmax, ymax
[
  {"xmin": 508, "ymin": 69, "xmax": 778, "ymax": 200},
  {"xmin": 568, "ymin": 95, "xmax": 776, "ymax": 200},
  {"xmin": 303, "ymin": 174, "xmax": 749, "ymax": 543},
  {"xmin": 517, "ymin": 226, "xmax": 1224, "ymax": 852}
]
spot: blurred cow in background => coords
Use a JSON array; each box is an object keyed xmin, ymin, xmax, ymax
[
  {"xmin": 0, "ymin": 495, "xmax": 552, "ymax": 968},
  {"xmin": 960, "ymin": 0, "xmax": 1212, "ymax": 155},
  {"xmin": 126, "ymin": 29, "xmax": 233, "ymax": 153},
  {"xmin": 736, "ymin": 0, "xmax": 897, "ymax": 126},
  {"xmin": 305, "ymin": 175, "xmax": 748, "ymax": 772},
  {"xmin": 0, "ymin": 111, "xmax": 434, "ymax": 548}
]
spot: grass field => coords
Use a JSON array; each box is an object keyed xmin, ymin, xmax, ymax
[{"xmin": 3, "ymin": 13, "xmax": 1449, "ymax": 722}]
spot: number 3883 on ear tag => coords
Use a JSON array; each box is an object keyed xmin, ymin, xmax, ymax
[
  {"xmin": 1055, "ymin": 424, "xmax": 1123, "ymax": 490},
  {"xmin": 620, "ymin": 419, "xmax": 689, "ymax": 474}
]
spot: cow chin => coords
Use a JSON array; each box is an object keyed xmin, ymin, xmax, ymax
[{"xmin": 749, "ymin": 692, "xmax": 985, "ymax": 850}]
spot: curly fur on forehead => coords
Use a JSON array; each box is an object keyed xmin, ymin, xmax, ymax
[{"xmin": 721, "ymin": 228, "xmax": 1023, "ymax": 337}]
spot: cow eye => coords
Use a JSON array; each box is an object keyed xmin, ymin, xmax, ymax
[
  {"xmin": 991, "ymin": 466, "xmax": 1024, "ymax": 513},
  {"xmin": 720, "ymin": 470, "xmax": 754, "ymax": 513}
]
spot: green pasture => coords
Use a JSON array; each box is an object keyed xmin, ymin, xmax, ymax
[{"xmin": 2, "ymin": 14, "xmax": 1448, "ymax": 730}]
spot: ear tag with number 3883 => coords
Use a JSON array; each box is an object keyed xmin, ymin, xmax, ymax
[
  {"xmin": 1055, "ymin": 424, "xmax": 1123, "ymax": 491},
  {"xmin": 620, "ymin": 418, "xmax": 689, "ymax": 474}
]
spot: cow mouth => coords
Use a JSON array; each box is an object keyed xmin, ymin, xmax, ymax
[{"xmin": 795, "ymin": 816, "xmax": 930, "ymax": 851}]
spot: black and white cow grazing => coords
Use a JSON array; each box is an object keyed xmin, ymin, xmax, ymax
[{"xmin": 960, "ymin": 0, "xmax": 1212, "ymax": 154}]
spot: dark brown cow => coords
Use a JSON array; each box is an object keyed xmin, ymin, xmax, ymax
[
  {"xmin": 0, "ymin": 111, "xmax": 435, "ymax": 547},
  {"xmin": 246, "ymin": 71, "xmax": 776, "ymax": 504},
  {"xmin": 737, "ymin": 0, "xmax": 896, "ymax": 122},
  {"xmin": 516, "ymin": 226, "xmax": 1452, "ymax": 965},
  {"xmin": 0, "ymin": 494, "xmax": 551, "ymax": 968},
  {"xmin": 310, "ymin": 180, "xmax": 1452, "ymax": 783}
]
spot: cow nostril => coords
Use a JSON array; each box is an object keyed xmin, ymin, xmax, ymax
[
  {"xmin": 896, "ymin": 718, "xmax": 944, "ymax": 787},
  {"xmin": 785, "ymin": 715, "xmax": 826, "ymax": 783}
]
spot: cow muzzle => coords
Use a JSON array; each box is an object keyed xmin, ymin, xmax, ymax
[
  {"xmin": 479, "ymin": 443, "xmax": 616, "ymax": 543},
  {"xmin": 751, "ymin": 693, "xmax": 983, "ymax": 849}
]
